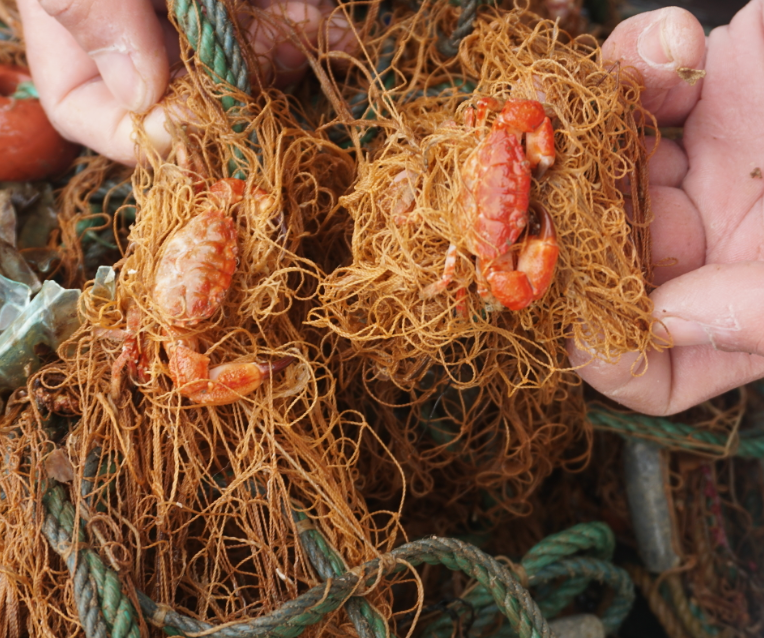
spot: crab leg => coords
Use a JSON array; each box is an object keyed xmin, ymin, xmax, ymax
[
  {"xmin": 422, "ymin": 244, "xmax": 459, "ymax": 298},
  {"xmin": 481, "ymin": 97, "xmax": 554, "ymax": 178},
  {"xmin": 482, "ymin": 206, "xmax": 559, "ymax": 311},
  {"xmin": 109, "ymin": 303, "xmax": 147, "ymax": 399},
  {"xmin": 167, "ymin": 339, "xmax": 294, "ymax": 406}
]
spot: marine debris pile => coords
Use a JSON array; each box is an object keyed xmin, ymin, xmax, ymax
[{"xmin": 0, "ymin": 1, "xmax": 762, "ymax": 638}]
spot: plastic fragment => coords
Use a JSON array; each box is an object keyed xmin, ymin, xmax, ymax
[
  {"xmin": 0, "ymin": 279, "xmax": 80, "ymax": 390},
  {"xmin": 0, "ymin": 241, "xmax": 41, "ymax": 293},
  {"xmin": 623, "ymin": 438, "xmax": 681, "ymax": 573},
  {"xmin": 0, "ymin": 274, "xmax": 31, "ymax": 330},
  {"xmin": 92, "ymin": 266, "xmax": 116, "ymax": 301},
  {"xmin": 0, "ymin": 189, "xmax": 17, "ymax": 245},
  {"xmin": 548, "ymin": 614, "xmax": 605, "ymax": 638}
]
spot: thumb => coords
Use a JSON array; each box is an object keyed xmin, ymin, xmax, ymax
[
  {"xmin": 653, "ymin": 261, "xmax": 764, "ymax": 355},
  {"xmin": 36, "ymin": 0, "xmax": 169, "ymax": 113},
  {"xmin": 601, "ymin": 7, "xmax": 706, "ymax": 125}
]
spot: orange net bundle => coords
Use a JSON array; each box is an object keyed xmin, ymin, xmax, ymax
[
  {"xmin": 315, "ymin": 2, "xmax": 659, "ymax": 389},
  {"xmin": 0, "ymin": 15, "xmax": 410, "ymax": 633},
  {"xmin": 305, "ymin": 1, "xmax": 660, "ymax": 520}
]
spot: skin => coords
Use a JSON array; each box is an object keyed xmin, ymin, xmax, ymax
[
  {"xmin": 17, "ymin": 0, "xmax": 356, "ymax": 164},
  {"xmin": 568, "ymin": 2, "xmax": 764, "ymax": 415}
]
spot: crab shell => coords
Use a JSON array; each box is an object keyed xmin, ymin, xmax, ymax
[{"xmin": 153, "ymin": 206, "xmax": 238, "ymax": 328}]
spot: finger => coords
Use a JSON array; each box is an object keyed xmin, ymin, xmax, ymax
[
  {"xmin": 18, "ymin": 0, "xmax": 172, "ymax": 163},
  {"xmin": 680, "ymin": 1, "xmax": 764, "ymax": 229},
  {"xmin": 571, "ymin": 341, "xmax": 764, "ymax": 416},
  {"xmin": 602, "ymin": 7, "xmax": 706, "ymax": 126},
  {"xmin": 649, "ymin": 185, "xmax": 705, "ymax": 286},
  {"xmin": 248, "ymin": 2, "xmax": 323, "ymax": 86},
  {"xmin": 652, "ymin": 262, "xmax": 764, "ymax": 353},
  {"xmin": 646, "ymin": 136, "xmax": 688, "ymax": 188},
  {"xmin": 570, "ymin": 261, "xmax": 764, "ymax": 415},
  {"xmin": 34, "ymin": 0, "xmax": 169, "ymax": 112}
]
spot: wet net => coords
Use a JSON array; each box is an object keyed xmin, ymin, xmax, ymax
[
  {"xmin": 309, "ymin": 1, "xmax": 660, "ymax": 521},
  {"xmin": 0, "ymin": 0, "xmax": 658, "ymax": 634}
]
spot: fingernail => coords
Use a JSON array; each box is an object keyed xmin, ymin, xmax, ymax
[
  {"xmin": 637, "ymin": 14, "xmax": 675, "ymax": 69},
  {"xmin": 91, "ymin": 50, "xmax": 150, "ymax": 112},
  {"xmin": 659, "ymin": 316, "xmax": 711, "ymax": 347}
]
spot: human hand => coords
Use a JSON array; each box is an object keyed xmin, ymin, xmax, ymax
[
  {"xmin": 568, "ymin": 2, "xmax": 764, "ymax": 415},
  {"xmin": 17, "ymin": 0, "xmax": 355, "ymax": 165}
]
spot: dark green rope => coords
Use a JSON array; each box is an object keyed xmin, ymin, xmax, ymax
[
  {"xmin": 42, "ymin": 484, "xmax": 141, "ymax": 638},
  {"xmin": 528, "ymin": 557, "xmax": 633, "ymax": 633},
  {"xmin": 173, "ymin": 0, "xmax": 250, "ymax": 100},
  {"xmin": 199, "ymin": 0, "xmax": 251, "ymax": 94},
  {"xmin": 437, "ymin": 0, "xmax": 478, "ymax": 57},
  {"xmin": 419, "ymin": 523, "xmax": 631, "ymax": 638},
  {"xmin": 42, "ymin": 480, "xmax": 553, "ymax": 638},
  {"xmin": 292, "ymin": 508, "xmax": 388, "ymax": 638},
  {"xmin": 171, "ymin": 0, "xmax": 251, "ymax": 177},
  {"xmin": 588, "ymin": 408, "xmax": 764, "ymax": 458},
  {"xmin": 521, "ymin": 521, "xmax": 615, "ymax": 573},
  {"xmin": 135, "ymin": 535, "xmax": 551, "ymax": 638}
]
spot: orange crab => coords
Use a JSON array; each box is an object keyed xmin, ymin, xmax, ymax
[
  {"xmin": 424, "ymin": 96, "xmax": 558, "ymax": 311},
  {"xmin": 111, "ymin": 178, "xmax": 292, "ymax": 405}
]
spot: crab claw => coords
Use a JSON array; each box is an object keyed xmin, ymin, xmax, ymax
[
  {"xmin": 168, "ymin": 340, "xmax": 295, "ymax": 406},
  {"xmin": 208, "ymin": 177, "xmax": 247, "ymax": 207},
  {"xmin": 525, "ymin": 116, "xmax": 555, "ymax": 179},
  {"xmin": 483, "ymin": 205, "xmax": 559, "ymax": 311}
]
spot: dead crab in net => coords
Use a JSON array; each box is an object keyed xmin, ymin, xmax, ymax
[
  {"xmin": 111, "ymin": 178, "xmax": 293, "ymax": 405},
  {"xmin": 405, "ymin": 96, "xmax": 559, "ymax": 311}
]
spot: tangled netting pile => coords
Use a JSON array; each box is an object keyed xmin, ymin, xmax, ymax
[
  {"xmin": 0, "ymin": 0, "xmax": 658, "ymax": 634},
  {"xmin": 310, "ymin": 1, "xmax": 661, "ymax": 518}
]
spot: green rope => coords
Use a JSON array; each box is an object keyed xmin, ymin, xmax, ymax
[
  {"xmin": 528, "ymin": 557, "xmax": 633, "ymax": 633},
  {"xmin": 420, "ymin": 522, "xmax": 631, "ymax": 638},
  {"xmin": 136, "ymin": 535, "xmax": 551, "ymax": 638},
  {"xmin": 292, "ymin": 508, "xmax": 388, "ymax": 638},
  {"xmin": 587, "ymin": 408, "xmax": 764, "ymax": 458},
  {"xmin": 521, "ymin": 521, "xmax": 615, "ymax": 572},
  {"xmin": 42, "ymin": 480, "xmax": 554, "ymax": 638},
  {"xmin": 171, "ymin": 0, "xmax": 250, "ymax": 177},
  {"xmin": 42, "ymin": 484, "xmax": 141, "ymax": 638},
  {"xmin": 172, "ymin": 0, "xmax": 250, "ymax": 102}
]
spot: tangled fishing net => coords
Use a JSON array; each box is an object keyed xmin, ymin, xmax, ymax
[
  {"xmin": 0, "ymin": 6, "xmax": 406, "ymax": 635},
  {"xmin": 0, "ymin": 0, "xmax": 661, "ymax": 634},
  {"xmin": 307, "ymin": 1, "xmax": 661, "ymax": 520}
]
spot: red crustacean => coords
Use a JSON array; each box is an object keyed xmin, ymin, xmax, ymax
[
  {"xmin": 424, "ymin": 96, "xmax": 558, "ymax": 311},
  {"xmin": 111, "ymin": 178, "xmax": 292, "ymax": 405}
]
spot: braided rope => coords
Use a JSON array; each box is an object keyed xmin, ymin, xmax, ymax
[
  {"xmin": 521, "ymin": 522, "xmax": 615, "ymax": 573},
  {"xmin": 535, "ymin": 576, "xmax": 589, "ymax": 619},
  {"xmin": 171, "ymin": 0, "xmax": 251, "ymax": 177},
  {"xmin": 528, "ymin": 557, "xmax": 634, "ymax": 633},
  {"xmin": 173, "ymin": 0, "xmax": 250, "ymax": 97},
  {"xmin": 42, "ymin": 484, "xmax": 141, "ymax": 638},
  {"xmin": 292, "ymin": 508, "xmax": 387, "ymax": 638},
  {"xmin": 43, "ymin": 480, "xmax": 554, "ymax": 638},
  {"xmin": 665, "ymin": 574, "xmax": 716, "ymax": 638},
  {"xmin": 199, "ymin": 0, "xmax": 251, "ymax": 93},
  {"xmin": 588, "ymin": 408, "xmax": 764, "ymax": 458},
  {"xmin": 136, "ymin": 536, "xmax": 551, "ymax": 638},
  {"xmin": 437, "ymin": 0, "xmax": 478, "ymax": 57},
  {"xmin": 420, "ymin": 522, "xmax": 631, "ymax": 638}
]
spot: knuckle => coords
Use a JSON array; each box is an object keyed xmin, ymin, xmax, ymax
[{"xmin": 37, "ymin": 0, "xmax": 93, "ymax": 27}]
